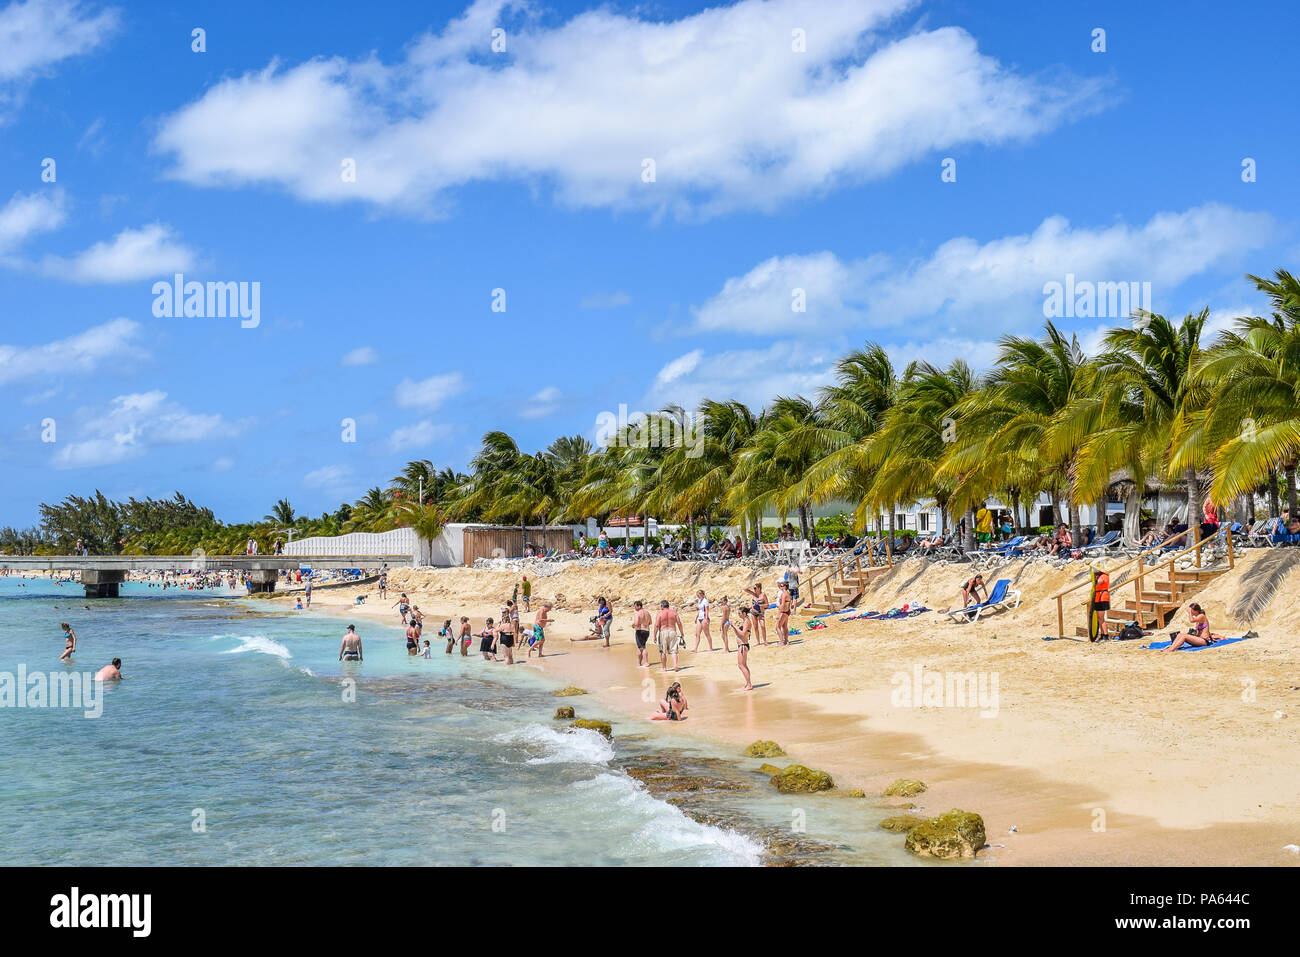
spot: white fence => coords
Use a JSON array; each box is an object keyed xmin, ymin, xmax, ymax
[{"xmin": 282, "ymin": 528, "xmax": 427, "ymax": 567}]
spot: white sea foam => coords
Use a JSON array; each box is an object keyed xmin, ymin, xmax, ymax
[
  {"xmin": 217, "ymin": 634, "xmax": 292, "ymax": 660},
  {"xmin": 575, "ymin": 771, "xmax": 764, "ymax": 866},
  {"xmin": 493, "ymin": 723, "xmax": 615, "ymax": 766}
]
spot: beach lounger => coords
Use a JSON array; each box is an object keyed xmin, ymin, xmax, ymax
[
  {"xmin": 943, "ymin": 578, "xmax": 1020, "ymax": 623},
  {"xmin": 1080, "ymin": 530, "xmax": 1121, "ymax": 555},
  {"xmin": 965, "ymin": 536, "xmax": 1026, "ymax": 567}
]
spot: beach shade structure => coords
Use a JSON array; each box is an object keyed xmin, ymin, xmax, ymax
[{"xmin": 943, "ymin": 578, "xmax": 1020, "ymax": 623}]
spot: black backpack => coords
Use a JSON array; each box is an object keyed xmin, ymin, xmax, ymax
[{"xmin": 1117, "ymin": 622, "xmax": 1144, "ymax": 641}]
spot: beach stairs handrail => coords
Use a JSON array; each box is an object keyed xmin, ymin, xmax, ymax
[
  {"xmin": 802, "ymin": 548, "xmax": 892, "ymax": 614},
  {"xmin": 1049, "ymin": 526, "xmax": 1235, "ymax": 638}
]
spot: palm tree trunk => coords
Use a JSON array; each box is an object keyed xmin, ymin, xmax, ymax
[
  {"xmin": 1186, "ymin": 466, "xmax": 1200, "ymax": 546},
  {"xmin": 1123, "ymin": 484, "xmax": 1141, "ymax": 545},
  {"xmin": 1010, "ymin": 489, "xmax": 1022, "ymax": 536},
  {"xmin": 964, "ymin": 509, "xmax": 976, "ymax": 553},
  {"xmin": 1068, "ymin": 501, "xmax": 1082, "ymax": 547},
  {"xmin": 1095, "ymin": 495, "xmax": 1106, "ymax": 539},
  {"xmin": 1286, "ymin": 461, "xmax": 1298, "ymax": 518},
  {"xmin": 1268, "ymin": 468, "xmax": 1280, "ymax": 518},
  {"xmin": 520, "ymin": 514, "xmax": 527, "ymax": 554}
]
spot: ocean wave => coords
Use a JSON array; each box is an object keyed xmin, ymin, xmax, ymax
[
  {"xmin": 493, "ymin": 723, "xmax": 615, "ymax": 766},
  {"xmin": 216, "ymin": 634, "xmax": 292, "ymax": 660},
  {"xmin": 576, "ymin": 771, "xmax": 764, "ymax": 866}
]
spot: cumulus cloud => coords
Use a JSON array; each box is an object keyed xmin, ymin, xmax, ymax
[
  {"xmin": 388, "ymin": 420, "xmax": 452, "ymax": 449},
  {"xmin": 693, "ymin": 204, "xmax": 1275, "ymax": 334},
  {"xmin": 0, "ymin": 316, "xmax": 140, "ymax": 385},
  {"xmin": 153, "ymin": 0, "xmax": 1106, "ymax": 217},
  {"xmin": 52, "ymin": 390, "xmax": 242, "ymax": 468},
  {"xmin": 0, "ymin": 0, "xmax": 117, "ymax": 118},
  {"xmin": 0, "ymin": 189, "xmax": 67, "ymax": 254},
  {"xmin": 394, "ymin": 371, "xmax": 466, "ymax": 409},
  {"xmin": 37, "ymin": 222, "xmax": 197, "ymax": 282},
  {"xmin": 304, "ymin": 464, "xmax": 354, "ymax": 489}
]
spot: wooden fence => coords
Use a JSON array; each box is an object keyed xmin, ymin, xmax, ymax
[{"xmin": 461, "ymin": 526, "xmax": 572, "ymax": 566}]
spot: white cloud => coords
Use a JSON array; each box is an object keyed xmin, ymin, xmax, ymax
[
  {"xmin": 0, "ymin": 316, "xmax": 140, "ymax": 385},
  {"xmin": 0, "ymin": 189, "xmax": 67, "ymax": 254},
  {"xmin": 694, "ymin": 204, "xmax": 1275, "ymax": 334},
  {"xmin": 304, "ymin": 464, "xmax": 354, "ymax": 489},
  {"xmin": 38, "ymin": 222, "xmax": 197, "ymax": 282},
  {"xmin": 388, "ymin": 420, "xmax": 451, "ymax": 449},
  {"xmin": 520, "ymin": 385, "xmax": 561, "ymax": 419},
  {"xmin": 394, "ymin": 371, "xmax": 466, "ymax": 409},
  {"xmin": 0, "ymin": 0, "xmax": 118, "ymax": 114},
  {"xmin": 153, "ymin": 0, "xmax": 1106, "ymax": 217},
  {"xmin": 644, "ymin": 340, "xmax": 839, "ymax": 412},
  {"xmin": 341, "ymin": 345, "xmax": 378, "ymax": 366},
  {"xmin": 53, "ymin": 390, "xmax": 242, "ymax": 468}
]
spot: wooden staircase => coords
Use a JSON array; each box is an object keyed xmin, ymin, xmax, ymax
[
  {"xmin": 1053, "ymin": 527, "xmax": 1236, "ymax": 639},
  {"xmin": 802, "ymin": 552, "xmax": 891, "ymax": 614}
]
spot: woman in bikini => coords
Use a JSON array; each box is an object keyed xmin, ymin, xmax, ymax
[
  {"xmin": 733, "ymin": 612, "xmax": 754, "ymax": 691},
  {"xmin": 743, "ymin": 583, "xmax": 769, "ymax": 645},
  {"xmin": 1163, "ymin": 602, "xmax": 1219, "ymax": 651},
  {"xmin": 651, "ymin": 681, "xmax": 689, "ymax": 721},
  {"xmin": 457, "ymin": 616, "xmax": 472, "ymax": 656},
  {"xmin": 717, "ymin": 596, "xmax": 734, "ymax": 653},
  {"xmin": 59, "ymin": 622, "xmax": 77, "ymax": 661}
]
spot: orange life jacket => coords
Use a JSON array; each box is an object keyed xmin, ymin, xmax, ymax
[{"xmin": 1095, "ymin": 573, "xmax": 1110, "ymax": 603}]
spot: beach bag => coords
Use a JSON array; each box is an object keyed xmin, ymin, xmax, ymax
[{"xmin": 1117, "ymin": 622, "xmax": 1144, "ymax": 641}]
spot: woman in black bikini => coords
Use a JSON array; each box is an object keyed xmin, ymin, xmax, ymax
[
  {"xmin": 651, "ymin": 681, "xmax": 689, "ymax": 721},
  {"xmin": 479, "ymin": 617, "xmax": 497, "ymax": 660},
  {"xmin": 734, "ymin": 613, "xmax": 753, "ymax": 691},
  {"xmin": 743, "ymin": 583, "xmax": 769, "ymax": 645}
]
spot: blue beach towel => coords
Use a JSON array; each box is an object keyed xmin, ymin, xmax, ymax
[{"xmin": 1143, "ymin": 636, "xmax": 1252, "ymax": 651}]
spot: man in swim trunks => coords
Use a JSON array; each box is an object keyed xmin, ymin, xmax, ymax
[
  {"xmin": 339, "ymin": 625, "xmax": 363, "ymax": 661},
  {"xmin": 776, "ymin": 580, "xmax": 792, "ymax": 646},
  {"xmin": 521, "ymin": 575, "xmax": 531, "ymax": 611},
  {"xmin": 654, "ymin": 600, "xmax": 684, "ymax": 673},
  {"xmin": 95, "ymin": 658, "xmax": 122, "ymax": 681},
  {"xmin": 632, "ymin": 600, "xmax": 652, "ymax": 667},
  {"xmin": 529, "ymin": 601, "xmax": 552, "ymax": 659}
]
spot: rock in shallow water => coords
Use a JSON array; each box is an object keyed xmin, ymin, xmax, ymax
[
  {"xmin": 904, "ymin": 809, "xmax": 987, "ymax": 859},
  {"xmin": 569, "ymin": 718, "xmax": 612, "ymax": 739},
  {"xmin": 554, "ymin": 706, "xmax": 575, "ymax": 720},
  {"xmin": 554, "ymin": 686, "xmax": 588, "ymax": 697},
  {"xmin": 769, "ymin": 764, "xmax": 835, "ymax": 794},
  {"xmin": 743, "ymin": 740, "xmax": 787, "ymax": 758},
  {"xmin": 878, "ymin": 814, "xmax": 928, "ymax": 833}
]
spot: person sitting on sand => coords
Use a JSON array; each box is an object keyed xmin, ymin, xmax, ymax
[
  {"xmin": 1163, "ymin": 602, "xmax": 1219, "ymax": 651},
  {"xmin": 651, "ymin": 681, "xmax": 689, "ymax": 721},
  {"xmin": 95, "ymin": 658, "xmax": 122, "ymax": 681},
  {"xmin": 59, "ymin": 622, "xmax": 77, "ymax": 661},
  {"xmin": 960, "ymin": 574, "xmax": 987, "ymax": 609}
]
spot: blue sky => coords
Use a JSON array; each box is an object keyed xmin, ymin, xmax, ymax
[{"xmin": 0, "ymin": 0, "xmax": 1295, "ymax": 525}]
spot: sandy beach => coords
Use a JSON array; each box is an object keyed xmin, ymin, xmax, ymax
[{"xmin": 269, "ymin": 552, "xmax": 1300, "ymax": 866}]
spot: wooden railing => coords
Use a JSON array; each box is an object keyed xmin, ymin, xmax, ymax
[
  {"xmin": 802, "ymin": 538, "xmax": 898, "ymax": 607},
  {"xmin": 1049, "ymin": 527, "xmax": 1234, "ymax": 637}
]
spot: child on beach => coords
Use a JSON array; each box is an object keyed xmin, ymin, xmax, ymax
[
  {"xmin": 651, "ymin": 682, "xmax": 689, "ymax": 721},
  {"xmin": 420, "ymin": 640, "xmax": 432, "ymax": 658}
]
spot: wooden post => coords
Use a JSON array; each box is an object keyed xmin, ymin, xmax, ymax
[
  {"xmin": 886, "ymin": 535, "xmax": 893, "ymax": 567},
  {"xmin": 1134, "ymin": 555, "xmax": 1144, "ymax": 612},
  {"xmin": 1056, "ymin": 596, "xmax": 1064, "ymax": 639},
  {"xmin": 1227, "ymin": 527, "xmax": 1235, "ymax": 569}
]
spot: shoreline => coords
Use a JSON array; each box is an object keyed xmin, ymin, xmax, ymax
[{"xmin": 271, "ymin": 557, "xmax": 1300, "ymax": 867}]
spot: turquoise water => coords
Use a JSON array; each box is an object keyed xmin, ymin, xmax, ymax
[{"xmin": 0, "ymin": 575, "xmax": 915, "ymax": 866}]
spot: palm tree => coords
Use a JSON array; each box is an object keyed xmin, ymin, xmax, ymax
[
  {"xmin": 264, "ymin": 498, "xmax": 297, "ymax": 527},
  {"xmin": 1190, "ymin": 270, "xmax": 1300, "ymax": 516}
]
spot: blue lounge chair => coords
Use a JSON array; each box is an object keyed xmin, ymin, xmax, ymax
[
  {"xmin": 944, "ymin": 578, "xmax": 1021, "ymax": 623},
  {"xmin": 1080, "ymin": 530, "xmax": 1121, "ymax": 555}
]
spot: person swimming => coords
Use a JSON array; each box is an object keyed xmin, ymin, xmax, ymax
[{"xmin": 95, "ymin": 658, "xmax": 122, "ymax": 681}]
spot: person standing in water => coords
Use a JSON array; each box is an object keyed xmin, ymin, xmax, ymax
[
  {"xmin": 339, "ymin": 625, "xmax": 363, "ymax": 661},
  {"xmin": 457, "ymin": 616, "xmax": 472, "ymax": 656},
  {"xmin": 440, "ymin": 620, "xmax": 454, "ymax": 654},
  {"xmin": 631, "ymin": 600, "xmax": 652, "ymax": 667},
  {"xmin": 479, "ymin": 618, "xmax": 498, "ymax": 661},
  {"xmin": 498, "ymin": 601, "xmax": 518, "ymax": 665},
  {"xmin": 58, "ymin": 622, "xmax": 78, "ymax": 661},
  {"xmin": 303, "ymin": 577, "xmax": 312, "ymax": 609},
  {"xmin": 529, "ymin": 601, "xmax": 552, "ymax": 658}
]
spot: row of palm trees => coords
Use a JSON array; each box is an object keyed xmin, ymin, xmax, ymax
[{"xmin": 348, "ymin": 268, "xmax": 1297, "ymax": 557}]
